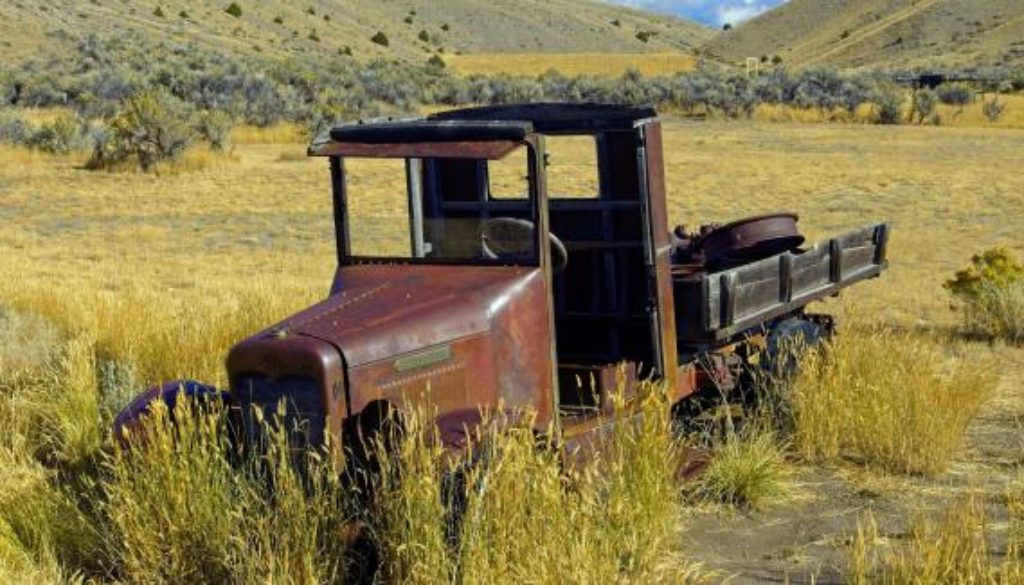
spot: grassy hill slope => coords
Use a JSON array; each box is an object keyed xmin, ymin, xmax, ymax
[
  {"xmin": 0, "ymin": 0, "xmax": 712, "ymax": 67},
  {"xmin": 703, "ymin": 0, "xmax": 1024, "ymax": 69}
]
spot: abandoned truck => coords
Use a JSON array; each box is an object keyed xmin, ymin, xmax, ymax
[{"xmin": 114, "ymin": 103, "xmax": 889, "ymax": 461}]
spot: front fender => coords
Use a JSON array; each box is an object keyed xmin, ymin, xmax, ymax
[{"xmin": 111, "ymin": 379, "xmax": 227, "ymax": 443}]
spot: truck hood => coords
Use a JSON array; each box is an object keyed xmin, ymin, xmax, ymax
[{"xmin": 266, "ymin": 264, "xmax": 541, "ymax": 368}]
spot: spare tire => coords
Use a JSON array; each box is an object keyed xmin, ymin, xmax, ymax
[{"xmin": 700, "ymin": 212, "xmax": 804, "ymax": 270}]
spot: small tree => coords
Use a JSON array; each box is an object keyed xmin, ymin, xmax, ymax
[
  {"xmin": 910, "ymin": 88, "xmax": 937, "ymax": 124},
  {"xmin": 936, "ymin": 82, "xmax": 974, "ymax": 111},
  {"xmin": 873, "ymin": 89, "xmax": 904, "ymax": 125},
  {"xmin": 371, "ymin": 31, "xmax": 390, "ymax": 47},
  {"xmin": 153, "ymin": 6, "xmax": 165, "ymax": 18},
  {"xmin": 427, "ymin": 55, "xmax": 445, "ymax": 69},
  {"xmin": 225, "ymin": 2, "xmax": 242, "ymax": 18},
  {"xmin": 27, "ymin": 112, "xmax": 87, "ymax": 154},
  {"xmin": 723, "ymin": 23, "xmax": 733, "ymax": 31},
  {"xmin": 418, "ymin": 30, "xmax": 430, "ymax": 43},
  {"xmin": 983, "ymin": 96, "xmax": 1006, "ymax": 123},
  {"xmin": 635, "ymin": 31, "xmax": 656, "ymax": 43},
  {"xmin": 88, "ymin": 90, "xmax": 196, "ymax": 171}
]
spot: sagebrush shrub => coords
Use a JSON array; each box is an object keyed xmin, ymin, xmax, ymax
[
  {"xmin": 946, "ymin": 247, "xmax": 1024, "ymax": 344},
  {"xmin": 873, "ymin": 89, "xmax": 904, "ymax": 124},
  {"xmin": 0, "ymin": 109, "xmax": 30, "ymax": 145},
  {"xmin": 26, "ymin": 113, "xmax": 87, "ymax": 154},
  {"xmin": 983, "ymin": 96, "xmax": 1007, "ymax": 122},
  {"xmin": 936, "ymin": 82, "xmax": 975, "ymax": 109},
  {"xmin": 195, "ymin": 110, "xmax": 233, "ymax": 152},
  {"xmin": 87, "ymin": 89, "xmax": 196, "ymax": 171},
  {"xmin": 910, "ymin": 88, "xmax": 938, "ymax": 124}
]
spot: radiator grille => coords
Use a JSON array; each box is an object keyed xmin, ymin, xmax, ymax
[{"xmin": 234, "ymin": 375, "xmax": 326, "ymax": 451}]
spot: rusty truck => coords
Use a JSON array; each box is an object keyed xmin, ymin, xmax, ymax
[{"xmin": 115, "ymin": 103, "xmax": 889, "ymax": 462}]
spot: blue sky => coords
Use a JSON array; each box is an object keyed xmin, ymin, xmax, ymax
[{"xmin": 610, "ymin": 0, "xmax": 788, "ymax": 27}]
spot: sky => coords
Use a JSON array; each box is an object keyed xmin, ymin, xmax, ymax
[{"xmin": 610, "ymin": 0, "xmax": 788, "ymax": 28}]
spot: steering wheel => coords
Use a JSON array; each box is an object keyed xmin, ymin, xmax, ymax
[{"xmin": 480, "ymin": 217, "xmax": 568, "ymax": 274}]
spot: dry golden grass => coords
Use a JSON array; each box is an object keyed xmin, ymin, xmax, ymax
[
  {"xmin": 2, "ymin": 120, "xmax": 1023, "ymax": 373},
  {"xmin": 446, "ymin": 52, "xmax": 698, "ymax": 77},
  {"xmin": 1, "ymin": 117, "xmax": 1023, "ymax": 580},
  {"xmin": 848, "ymin": 490, "xmax": 1024, "ymax": 583},
  {"xmin": 754, "ymin": 94, "xmax": 1024, "ymax": 130},
  {"xmin": 231, "ymin": 123, "xmax": 307, "ymax": 145},
  {"xmin": 790, "ymin": 325, "xmax": 996, "ymax": 475}
]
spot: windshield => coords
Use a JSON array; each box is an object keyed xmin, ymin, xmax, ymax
[{"xmin": 342, "ymin": 146, "xmax": 539, "ymax": 265}]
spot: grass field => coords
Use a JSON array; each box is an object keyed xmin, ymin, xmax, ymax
[
  {"xmin": 2, "ymin": 118, "xmax": 1023, "ymax": 581},
  {"xmin": 753, "ymin": 93, "xmax": 1024, "ymax": 130},
  {"xmin": 446, "ymin": 52, "xmax": 699, "ymax": 77}
]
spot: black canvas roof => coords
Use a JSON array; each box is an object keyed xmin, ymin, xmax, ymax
[
  {"xmin": 329, "ymin": 120, "xmax": 532, "ymax": 144},
  {"xmin": 428, "ymin": 102, "xmax": 657, "ymax": 133},
  {"xmin": 327, "ymin": 103, "xmax": 657, "ymax": 145}
]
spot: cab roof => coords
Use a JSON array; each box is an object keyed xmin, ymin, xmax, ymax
[{"xmin": 308, "ymin": 103, "xmax": 657, "ymax": 158}]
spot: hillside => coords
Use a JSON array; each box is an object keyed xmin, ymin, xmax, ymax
[
  {"xmin": 703, "ymin": 0, "xmax": 1024, "ymax": 70},
  {"xmin": 0, "ymin": 0, "xmax": 712, "ymax": 67}
]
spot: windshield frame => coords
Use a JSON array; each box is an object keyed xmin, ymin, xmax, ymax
[{"xmin": 329, "ymin": 140, "xmax": 545, "ymax": 269}]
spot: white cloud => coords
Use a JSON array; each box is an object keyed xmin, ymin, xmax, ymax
[{"xmin": 609, "ymin": 0, "xmax": 786, "ymax": 27}]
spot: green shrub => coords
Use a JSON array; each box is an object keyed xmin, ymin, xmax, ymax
[
  {"xmin": 936, "ymin": 81, "xmax": 975, "ymax": 109},
  {"xmin": 418, "ymin": 29, "xmax": 430, "ymax": 43},
  {"xmin": 983, "ymin": 95, "xmax": 1007, "ymax": 122},
  {"xmin": 87, "ymin": 89, "xmax": 196, "ymax": 171},
  {"xmin": 694, "ymin": 429, "xmax": 786, "ymax": 509},
  {"xmin": 195, "ymin": 110, "xmax": 233, "ymax": 152},
  {"xmin": 427, "ymin": 54, "xmax": 445, "ymax": 69},
  {"xmin": 225, "ymin": 2, "xmax": 242, "ymax": 18},
  {"xmin": 946, "ymin": 247, "xmax": 1024, "ymax": 344},
  {"xmin": 635, "ymin": 30, "xmax": 656, "ymax": 43},
  {"xmin": 874, "ymin": 89, "xmax": 904, "ymax": 124},
  {"xmin": 370, "ymin": 31, "xmax": 389, "ymax": 47},
  {"xmin": 910, "ymin": 88, "xmax": 938, "ymax": 124},
  {"xmin": 0, "ymin": 109, "xmax": 30, "ymax": 145},
  {"xmin": 25, "ymin": 113, "xmax": 87, "ymax": 154},
  {"xmin": 152, "ymin": 6, "xmax": 164, "ymax": 18}
]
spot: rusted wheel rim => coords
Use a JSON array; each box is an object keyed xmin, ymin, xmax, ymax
[{"xmin": 700, "ymin": 212, "xmax": 804, "ymax": 268}]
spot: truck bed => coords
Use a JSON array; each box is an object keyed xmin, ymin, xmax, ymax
[{"xmin": 674, "ymin": 223, "xmax": 890, "ymax": 345}]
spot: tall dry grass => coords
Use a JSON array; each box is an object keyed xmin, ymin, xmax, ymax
[
  {"xmin": 789, "ymin": 325, "xmax": 996, "ymax": 475},
  {"xmin": 372, "ymin": 389, "xmax": 700, "ymax": 583},
  {"xmin": 0, "ymin": 295, "xmax": 700, "ymax": 582},
  {"xmin": 754, "ymin": 94, "xmax": 1024, "ymax": 129},
  {"xmin": 445, "ymin": 52, "xmax": 698, "ymax": 78},
  {"xmin": 848, "ymin": 489, "xmax": 1024, "ymax": 583},
  {"xmin": 693, "ymin": 428, "xmax": 787, "ymax": 509},
  {"xmin": 957, "ymin": 281, "xmax": 1024, "ymax": 346},
  {"xmin": 231, "ymin": 123, "xmax": 306, "ymax": 145},
  {"xmin": 106, "ymin": 399, "xmax": 353, "ymax": 584}
]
